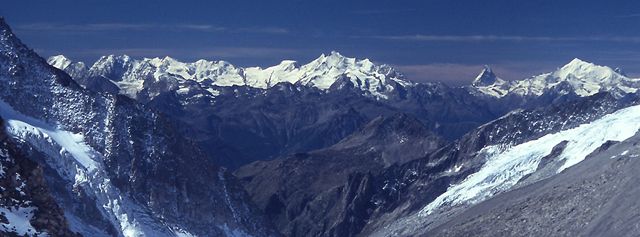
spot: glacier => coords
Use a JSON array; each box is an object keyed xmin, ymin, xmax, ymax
[{"xmin": 421, "ymin": 103, "xmax": 640, "ymax": 216}]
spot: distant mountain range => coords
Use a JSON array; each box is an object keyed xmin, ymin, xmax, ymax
[
  {"xmin": 47, "ymin": 51, "xmax": 409, "ymax": 101},
  {"xmin": 2, "ymin": 15, "xmax": 640, "ymax": 237},
  {"xmin": 48, "ymin": 50, "xmax": 640, "ymax": 168},
  {"xmin": 471, "ymin": 58, "xmax": 638, "ymax": 98}
]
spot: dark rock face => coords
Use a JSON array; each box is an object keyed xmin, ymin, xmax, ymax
[
  {"xmin": 55, "ymin": 52, "xmax": 504, "ymax": 169},
  {"xmin": 120, "ymin": 81, "xmax": 500, "ymax": 169},
  {"xmin": 471, "ymin": 66, "xmax": 498, "ymax": 87},
  {"xmin": 358, "ymin": 92, "xmax": 640, "ymax": 236},
  {"xmin": 235, "ymin": 113, "xmax": 445, "ymax": 236},
  {"xmin": 232, "ymin": 86, "xmax": 638, "ymax": 237},
  {"xmin": 429, "ymin": 133, "xmax": 640, "ymax": 237},
  {"xmin": 0, "ymin": 118, "xmax": 80, "ymax": 237},
  {"xmin": 15, "ymin": 14, "xmax": 640, "ymax": 237},
  {"xmin": 0, "ymin": 18, "xmax": 277, "ymax": 236}
]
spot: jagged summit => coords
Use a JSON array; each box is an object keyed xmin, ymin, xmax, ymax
[
  {"xmin": 472, "ymin": 65, "xmax": 498, "ymax": 86},
  {"xmin": 47, "ymin": 55, "xmax": 73, "ymax": 69},
  {"xmin": 49, "ymin": 51, "xmax": 412, "ymax": 100},
  {"xmin": 472, "ymin": 58, "xmax": 639, "ymax": 98},
  {"xmin": 0, "ymin": 18, "xmax": 279, "ymax": 237}
]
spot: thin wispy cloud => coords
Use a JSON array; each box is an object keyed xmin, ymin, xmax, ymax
[
  {"xmin": 16, "ymin": 23, "xmax": 223, "ymax": 32},
  {"xmin": 615, "ymin": 13, "xmax": 640, "ymax": 18},
  {"xmin": 15, "ymin": 23, "xmax": 288, "ymax": 34},
  {"xmin": 362, "ymin": 34, "xmax": 640, "ymax": 43},
  {"xmin": 351, "ymin": 9, "xmax": 417, "ymax": 15},
  {"xmin": 236, "ymin": 27, "xmax": 289, "ymax": 34}
]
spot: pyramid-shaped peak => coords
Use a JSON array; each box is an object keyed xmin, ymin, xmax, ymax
[
  {"xmin": 482, "ymin": 65, "xmax": 493, "ymax": 73},
  {"xmin": 472, "ymin": 65, "xmax": 498, "ymax": 86}
]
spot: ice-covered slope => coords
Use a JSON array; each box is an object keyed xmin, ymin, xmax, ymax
[
  {"xmin": 1, "ymin": 17, "xmax": 277, "ymax": 237},
  {"xmin": 374, "ymin": 102, "xmax": 640, "ymax": 236},
  {"xmin": 429, "ymin": 131, "xmax": 640, "ymax": 236},
  {"xmin": 49, "ymin": 51, "xmax": 411, "ymax": 100},
  {"xmin": 0, "ymin": 98, "xmax": 177, "ymax": 236},
  {"xmin": 472, "ymin": 58, "xmax": 640, "ymax": 98},
  {"xmin": 422, "ymin": 103, "xmax": 640, "ymax": 216},
  {"xmin": 0, "ymin": 118, "xmax": 79, "ymax": 236},
  {"xmin": 359, "ymin": 92, "xmax": 640, "ymax": 237}
]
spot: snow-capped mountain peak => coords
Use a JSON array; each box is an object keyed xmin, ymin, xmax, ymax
[
  {"xmin": 47, "ymin": 55, "xmax": 73, "ymax": 69},
  {"xmin": 472, "ymin": 65, "xmax": 498, "ymax": 86},
  {"xmin": 554, "ymin": 58, "xmax": 617, "ymax": 82},
  {"xmin": 470, "ymin": 65, "xmax": 510, "ymax": 97},
  {"xmin": 472, "ymin": 58, "xmax": 639, "ymax": 98},
  {"xmin": 49, "ymin": 51, "xmax": 412, "ymax": 100},
  {"xmin": 563, "ymin": 57, "xmax": 592, "ymax": 68}
]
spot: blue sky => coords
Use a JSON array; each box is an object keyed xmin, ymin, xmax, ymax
[{"xmin": 3, "ymin": 0, "xmax": 640, "ymax": 85}]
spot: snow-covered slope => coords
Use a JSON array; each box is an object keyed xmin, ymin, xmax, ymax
[
  {"xmin": 472, "ymin": 58, "xmax": 640, "ymax": 98},
  {"xmin": 360, "ymin": 92, "xmax": 640, "ymax": 237},
  {"xmin": 428, "ymin": 131, "xmax": 640, "ymax": 236},
  {"xmin": 1, "ymin": 17, "xmax": 277, "ymax": 237},
  {"xmin": 0, "ymin": 117, "xmax": 78, "ymax": 236},
  {"xmin": 0, "ymin": 98, "xmax": 176, "ymax": 236},
  {"xmin": 49, "ymin": 51, "xmax": 412, "ymax": 100},
  {"xmin": 421, "ymin": 103, "xmax": 640, "ymax": 216}
]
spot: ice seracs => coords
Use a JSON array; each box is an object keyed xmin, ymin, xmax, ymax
[
  {"xmin": 49, "ymin": 51, "xmax": 413, "ymax": 100},
  {"xmin": 472, "ymin": 58, "xmax": 640, "ymax": 98}
]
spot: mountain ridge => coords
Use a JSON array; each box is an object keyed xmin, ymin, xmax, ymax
[
  {"xmin": 0, "ymin": 17, "xmax": 278, "ymax": 237},
  {"xmin": 48, "ymin": 51, "xmax": 413, "ymax": 100},
  {"xmin": 471, "ymin": 58, "xmax": 639, "ymax": 98},
  {"xmin": 50, "ymin": 54, "xmax": 639, "ymax": 103}
]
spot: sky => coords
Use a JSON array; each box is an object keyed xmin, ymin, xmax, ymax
[{"xmin": 3, "ymin": 0, "xmax": 640, "ymax": 85}]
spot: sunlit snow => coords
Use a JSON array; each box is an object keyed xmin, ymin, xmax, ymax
[
  {"xmin": 473, "ymin": 58, "xmax": 640, "ymax": 98},
  {"xmin": 421, "ymin": 104, "xmax": 640, "ymax": 215},
  {"xmin": 0, "ymin": 207, "xmax": 40, "ymax": 236},
  {"xmin": 0, "ymin": 100, "xmax": 98, "ymax": 171},
  {"xmin": 48, "ymin": 51, "xmax": 411, "ymax": 100},
  {"xmin": 0, "ymin": 99, "xmax": 176, "ymax": 237}
]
